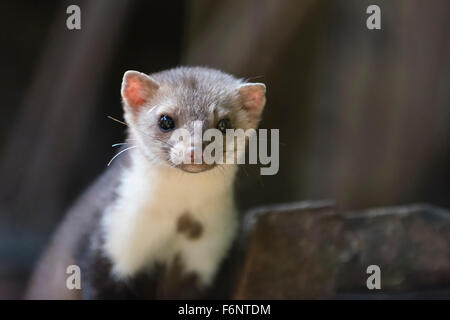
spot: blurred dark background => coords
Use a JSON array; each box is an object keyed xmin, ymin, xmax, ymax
[{"xmin": 0, "ymin": 0, "xmax": 449, "ymax": 299}]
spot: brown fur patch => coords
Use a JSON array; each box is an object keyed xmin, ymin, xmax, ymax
[{"xmin": 177, "ymin": 212, "xmax": 203, "ymax": 240}]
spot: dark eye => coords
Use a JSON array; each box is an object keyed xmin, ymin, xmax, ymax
[
  {"xmin": 217, "ymin": 118, "xmax": 231, "ymax": 133},
  {"xmin": 158, "ymin": 115, "xmax": 175, "ymax": 132}
]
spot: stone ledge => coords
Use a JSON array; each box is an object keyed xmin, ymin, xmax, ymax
[{"xmin": 233, "ymin": 202, "xmax": 450, "ymax": 299}]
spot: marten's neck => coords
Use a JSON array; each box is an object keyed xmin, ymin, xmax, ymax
[{"xmin": 129, "ymin": 149, "xmax": 237, "ymax": 195}]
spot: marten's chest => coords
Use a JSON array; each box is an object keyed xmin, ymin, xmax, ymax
[{"xmin": 100, "ymin": 167, "xmax": 237, "ymax": 288}]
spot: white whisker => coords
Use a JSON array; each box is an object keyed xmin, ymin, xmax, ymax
[
  {"xmin": 107, "ymin": 146, "xmax": 137, "ymax": 167},
  {"xmin": 112, "ymin": 143, "xmax": 129, "ymax": 147},
  {"xmin": 107, "ymin": 115, "xmax": 128, "ymax": 127}
]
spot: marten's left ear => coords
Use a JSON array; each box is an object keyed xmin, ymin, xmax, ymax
[
  {"xmin": 238, "ymin": 83, "xmax": 266, "ymax": 121},
  {"xmin": 121, "ymin": 70, "xmax": 159, "ymax": 113}
]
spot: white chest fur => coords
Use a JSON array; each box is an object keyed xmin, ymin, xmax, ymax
[{"xmin": 101, "ymin": 153, "xmax": 238, "ymax": 286}]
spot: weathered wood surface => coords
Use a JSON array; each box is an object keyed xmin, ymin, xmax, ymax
[{"xmin": 234, "ymin": 201, "xmax": 450, "ymax": 299}]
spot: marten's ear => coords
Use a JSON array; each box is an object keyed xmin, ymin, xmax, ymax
[
  {"xmin": 238, "ymin": 83, "xmax": 266, "ymax": 121},
  {"xmin": 121, "ymin": 71, "xmax": 159, "ymax": 113}
]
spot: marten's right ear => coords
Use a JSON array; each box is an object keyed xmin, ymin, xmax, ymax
[{"xmin": 121, "ymin": 71, "xmax": 159, "ymax": 113}]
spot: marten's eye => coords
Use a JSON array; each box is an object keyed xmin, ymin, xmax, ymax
[
  {"xmin": 217, "ymin": 118, "xmax": 231, "ymax": 133},
  {"xmin": 158, "ymin": 115, "xmax": 175, "ymax": 132}
]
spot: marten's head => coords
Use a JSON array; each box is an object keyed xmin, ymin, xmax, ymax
[{"xmin": 121, "ymin": 67, "xmax": 266, "ymax": 173}]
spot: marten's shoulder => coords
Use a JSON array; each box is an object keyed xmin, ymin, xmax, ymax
[{"xmin": 25, "ymin": 157, "xmax": 126, "ymax": 299}]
